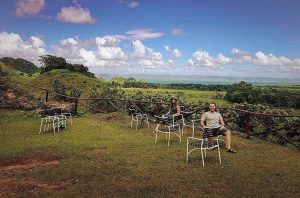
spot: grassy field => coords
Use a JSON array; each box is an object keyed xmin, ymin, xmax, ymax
[
  {"xmin": 1, "ymin": 110, "xmax": 299, "ymax": 197},
  {"xmin": 124, "ymin": 88, "xmax": 230, "ymax": 106}
]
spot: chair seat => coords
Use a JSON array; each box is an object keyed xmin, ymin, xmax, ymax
[
  {"xmin": 188, "ymin": 141, "xmax": 202, "ymax": 148},
  {"xmin": 186, "ymin": 137, "xmax": 222, "ymax": 167}
]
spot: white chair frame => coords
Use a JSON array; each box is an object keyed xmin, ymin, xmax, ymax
[
  {"xmin": 171, "ymin": 114, "xmax": 184, "ymax": 136},
  {"xmin": 130, "ymin": 113, "xmax": 149, "ymax": 130},
  {"xmin": 62, "ymin": 112, "xmax": 72, "ymax": 125},
  {"xmin": 186, "ymin": 136, "xmax": 222, "ymax": 167},
  {"xmin": 39, "ymin": 115, "xmax": 66, "ymax": 134},
  {"xmin": 154, "ymin": 115, "xmax": 182, "ymax": 146}
]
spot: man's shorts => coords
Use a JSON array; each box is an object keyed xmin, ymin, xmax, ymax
[{"xmin": 203, "ymin": 127, "xmax": 228, "ymax": 138}]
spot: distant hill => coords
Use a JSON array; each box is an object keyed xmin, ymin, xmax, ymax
[
  {"xmin": 0, "ymin": 57, "xmax": 39, "ymax": 75},
  {"xmin": 97, "ymin": 73, "xmax": 300, "ymax": 86}
]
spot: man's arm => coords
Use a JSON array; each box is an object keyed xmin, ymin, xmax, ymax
[
  {"xmin": 200, "ymin": 113, "xmax": 206, "ymax": 129},
  {"xmin": 220, "ymin": 113, "xmax": 225, "ymax": 129}
]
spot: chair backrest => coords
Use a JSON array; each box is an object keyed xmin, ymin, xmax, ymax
[
  {"xmin": 53, "ymin": 108, "xmax": 62, "ymax": 115},
  {"xmin": 154, "ymin": 115, "xmax": 168, "ymax": 124},
  {"xmin": 172, "ymin": 114, "xmax": 183, "ymax": 125},
  {"xmin": 41, "ymin": 109, "xmax": 55, "ymax": 117}
]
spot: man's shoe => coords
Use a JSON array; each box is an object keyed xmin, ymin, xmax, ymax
[{"xmin": 227, "ymin": 148, "xmax": 237, "ymax": 153}]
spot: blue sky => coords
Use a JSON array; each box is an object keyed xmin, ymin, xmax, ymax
[{"xmin": 0, "ymin": 0, "xmax": 300, "ymax": 78}]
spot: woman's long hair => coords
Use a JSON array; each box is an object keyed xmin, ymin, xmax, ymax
[{"xmin": 169, "ymin": 97, "xmax": 178, "ymax": 110}]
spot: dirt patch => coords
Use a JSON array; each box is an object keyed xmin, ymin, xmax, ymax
[
  {"xmin": 97, "ymin": 112, "xmax": 125, "ymax": 122},
  {"xmin": 0, "ymin": 156, "xmax": 73, "ymax": 197},
  {"xmin": 0, "ymin": 157, "xmax": 60, "ymax": 172},
  {"xmin": 0, "ymin": 177, "xmax": 75, "ymax": 197}
]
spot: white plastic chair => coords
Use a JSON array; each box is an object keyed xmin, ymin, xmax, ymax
[
  {"xmin": 186, "ymin": 136, "xmax": 222, "ymax": 167},
  {"xmin": 130, "ymin": 111, "xmax": 149, "ymax": 130},
  {"xmin": 62, "ymin": 112, "xmax": 72, "ymax": 125},
  {"xmin": 154, "ymin": 115, "xmax": 181, "ymax": 146},
  {"xmin": 191, "ymin": 119, "xmax": 202, "ymax": 137},
  {"xmin": 39, "ymin": 115, "xmax": 66, "ymax": 134}
]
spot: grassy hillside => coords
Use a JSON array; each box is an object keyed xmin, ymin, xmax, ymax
[
  {"xmin": 0, "ymin": 57, "xmax": 39, "ymax": 75},
  {"xmin": 0, "ymin": 62, "xmax": 28, "ymax": 76},
  {"xmin": 0, "ymin": 110, "xmax": 299, "ymax": 197},
  {"xmin": 9, "ymin": 69, "xmax": 106, "ymax": 99}
]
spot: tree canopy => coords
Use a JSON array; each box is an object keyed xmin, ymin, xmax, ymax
[{"xmin": 39, "ymin": 55, "xmax": 95, "ymax": 78}]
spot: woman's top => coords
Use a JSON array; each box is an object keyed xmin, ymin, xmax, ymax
[{"xmin": 170, "ymin": 104, "xmax": 179, "ymax": 114}]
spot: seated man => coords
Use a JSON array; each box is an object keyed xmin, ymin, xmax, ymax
[{"xmin": 200, "ymin": 103, "xmax": 236, "ymax": 153}]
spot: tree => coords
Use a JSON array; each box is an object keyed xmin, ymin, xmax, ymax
[{"xmin": 39, "ymin": 55, "xmax": 67, "ymax": 73}]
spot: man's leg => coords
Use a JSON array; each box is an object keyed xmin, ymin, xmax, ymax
[
  {"xmin": 225, "ymin": 129, "xmax": 231, "ymax": 149},
  {"xmin": 224, "ymin": 129, "xmax": 236, "ymax": 152}
]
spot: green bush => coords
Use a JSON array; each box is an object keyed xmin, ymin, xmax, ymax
[{"xmin": 225, "ymin": 81, "xmax": 300, "ymax": 108}]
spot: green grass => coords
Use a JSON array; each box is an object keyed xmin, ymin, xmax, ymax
[
  {"xmin": 124, "ymin": 88, "xmax": 230, "ymax": 106},
  {"xmin": 9, "ymin": 69, "xmax": 105, "ymax": 99},
  {"xmin": 1, "ymin": 110, "xmax": 299, "ymax": 197}
]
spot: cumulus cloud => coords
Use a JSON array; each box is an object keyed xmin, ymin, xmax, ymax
[
  {"xmin": 166, "ymin": 59, "xmax": 174, "ymax": 67},
  {"xmin": 57, "ymin": 4, "xmax": 96, "ymax": 24},
  {"xmin": 188, "ymin": 50, "xmax": 232, "ymax": 67},
  {"xmin": 188, "ymin": 48, "xmax": 300, "ymax": 73},
  {"xmin": 253, "ymin": 51, "xmax": 293, "ymax": 66},
  {"xmin": 173, "ymin": 49, "xmax": 182, "ymax": 58},
  {"xmin": 0, "ymin": 32, "xmax": 45, "ymax": 65},
  {"xmin": 15, "ymin": 0, "xmax": 45, "ymax": 17},
  {"xmin": 172, "ymin": 28, "xmax": 185, "ymax": 36},
  {"xmin": 119, "ymin": 1, "xmax": 140, "ymax": 8},
  {"xmin": 53, "ymin": 36, "xmax": 128, "ymax": 67},
  {"xmin": 132, "ymin": 40, "xmax": 172, "ymax": 69},
  {"xmin": 165, "ymin": 45, "xmax": 182, "ymax": 58}
]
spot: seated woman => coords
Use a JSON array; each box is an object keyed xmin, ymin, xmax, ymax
[{"xmin": 155, "ymin": 96, "xmax": 181, "ymax": 131}]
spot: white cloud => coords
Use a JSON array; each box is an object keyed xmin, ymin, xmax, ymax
[
  {"xmin": 173, "ymin": 49, "xmax": 182, "ymax": 58},
  {"xmin": 231, "ymin": 48, "xmax": 251, "ymax": 57},
  {"xmin": 53, "ymin": 36, "xmax": 128, "ymax": 67},
  {"xmin": 0, "ymin": 32, "xmax": 45, "ymax": 65},
  {"xmin": 188, "ymin": 48, "xmax": 300, "ymax": 73},
  {"xmin": 132, "ymin": 40, "xmax": 171, "ymax": 69},
  {"xmin": 230, "ymin": 48, "xmax": 252, "ymax": 64},
  {"xmin": 109, "ymin": 29, "xmax": 164, "ymax": 41},
  {"xmin": 167, "ymin": 59, "xmax": 174, "ymax": 65},
  {"xmin": 191, "ymin": 50, "xmax": 216, "ymax": 67},
  {"xmin": 253, "ymin": 51, "xmax": 293, "ymax": 66},
  {"xmin": 164, "ymin": 46, "xmax": 182, "ymax": 58},
  {"xmin": 216, "ymin": 54, "xmax": 231, "ymax": 64},
  {"xmin": 15, "ymin": 0, "xmax": 45, "ymax": 17},
  {"xmin": 57, "ymin": 4, "xmax": 96, "ymax": 24},
  {"xmin": 119, "ymin": 1, "xmax": 140, "ymax": 8},
  {"xmin": 125, "ymin": 29, "xmax": 164, "ymax": 40},
  {"xmin": 132, "ymin": 40, "xmax": 146, "ymax": 58},
  {"xmin": 172, "ymin": 28, "xmax": 185, "ymax": 36},
  {"xmin": 188, "ymin": 50, "xmax": 232, "ymax": 67},
  {"xmin": 128, "ymin": 1, "xmax": 140, "ymax": 8}
]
